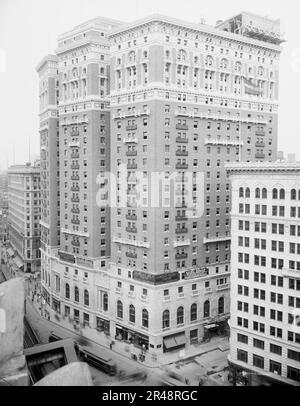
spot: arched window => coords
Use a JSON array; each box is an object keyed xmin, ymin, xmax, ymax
[
  {"xmin": 218, "ymin": 297, "xmax": 225, "ymax": 314},
  {"xmin": 262, "ymin": 188, "xmax": 267, "ymax": 199},
  {"xmin": 74, "ymin": 286, "xmax": 79, "ymax": 302},
  {"xmin": 205, "ymin": 55, "xmax": 213, "ymax": 66},
  {"xmin": 84, "ymin": 290, "xmax": 89, "ymax": 306},
  {"xmin": 291, "ymin": 189, "xmax": 297, "ymax": 200},
  {"xmin": 190, "ymin": 303, "xmax": 197, "ymax": 322},
  {"xmin": 239, "ymin": 187, "xmax": 244, "ymax": 198},
  {"xmin": 178, "ymin": 49, "xmax": 187, "ymax": 61},
  {"xmin": 162, "ymin": 310, "xmax": 170, "ymax": 329},
  {"xmin": 255, "ymin": 188, "xmax": 260, "ymax": 199},
  {"xmin": 65, "ymin": 283, "xmax": 70, "ymax": 299},
  {"xmin": 142, "ymin": 309, "xmax": 149, "ymax": 328},
  {"xmin": 279, "ymin": 189, "xmax": 285, "ymax": 200},
  {"xmin": 117, "ymin": 300, "xmax": 123, "ymax": 319},
  {"xmin": 235, "ymin": 61, "xmax": 242, "ymax": 72},
  {"xmin": 245, "ymin": 188, "xmax": 250, "ymax": 198},
  {"xmin": 103, "ymin": 293, "xmax": 108, "ymax": 311},
  {"xmin": 204, "ymin": 300, "xmax": 210, "ymax": 318},
  {"xmin": 272, "ymin": 188, "xmax": 278, "ymax": 199},
  {"xmin": 177, "ymin": 306, "xmax": 184, "ymax": 325},
  {"xmin": 220, "ymin": 58, "xmax": 228, "ymax": 69},
  {"xmin": 129, "ymin": 304, "xmax": 135, "ymax": 323},
  {"xmin": 128, "ymin": 51, "xmax": 136, "ymax": 62}
]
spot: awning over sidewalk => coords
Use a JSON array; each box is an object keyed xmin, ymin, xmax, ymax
[
  {"xmin": 13, "ymin": 256, "xmax": 24, "ymax": 268},
  {"xmin": 204, "ymin": 324, "xmax": 218, "ymax": 329},
  {"xmin": 163, "ymin": 332, "xmax": 187, "ymax": 349},
  {"xmin": 7, "ymin": 248, "xmax": 14, "ymax": 257}
]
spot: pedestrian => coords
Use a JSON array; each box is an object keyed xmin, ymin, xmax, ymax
[{"xmin": 109, "ymin": 342, "xmax": 113, "ymax": 350}]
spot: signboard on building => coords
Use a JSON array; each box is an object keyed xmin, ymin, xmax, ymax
[
  {"xmin": 58, "ymin": 251, "xmax": 75, "ymax": 264},
  {"xmin": 133, "ymin": 270, "xmax": 180, "ymax": 285},
  {"xmin": 182, "ymin": 267, "xmax": 209, "ymax": 280}
]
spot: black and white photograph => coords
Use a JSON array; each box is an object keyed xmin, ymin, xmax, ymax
[{"xmin": 0, "ymin": 0, "xmax": 300, "ymax": 394}]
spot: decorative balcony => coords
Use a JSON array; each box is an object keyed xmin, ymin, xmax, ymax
[
  {"xmin": 126, "ymin": 124, "xmax": 138, "ymax": 131},
  {"xmin": 176, "ymin": 136, "xmax": 188, "ymax": 143},
  {"xmin": 175, "ymin": 228, "xmax": 188, "ymax": 234},
  {"xmin": 176, "ymin": 163, "xmax": 188, "ymax": 170},
  {"xmin": 113, "ymin": 236, "xmax": 150, "ymax": 249},
  {"xmin": 203, "ymin": 235, "xmax": 231, "ymax": 244},
  {"xmin": 71, "ymin": 164, "xmax": 80, "ymax": 170},
  {"xmin": 71, "ymin": 219, "xmax": 80, "ymax": 225},
  {"xmin": 71, "ymin": 197, "xmax": 80, "ymax": 203},
  {"xmin": 123, "ymin": 137, "xmax": 138, "ymax": 144},
  {"xmin": 217, "ymin": 283, "xmax": 230, "ymax": 291},
  {"xmin": 175, "ymin": 215, "xmax": 188, "ymax": 221},
  {"xmin": 126, "ymin": 214, "xmax": 137, "ymax": 221},
  {"xmin": 71, "ymin": 130, "xmax": 80, "ymax": 136},
  {"xmin": 255, "ymin": 153, "xmax": 265, "ymax": 159},
  {"xmin": 126, "ymin": 150, "xmax": 138, "ymax": 157},
  {"xmin": 126, "ymin": 226, "xmax": 138, "ymax": 233},
  {"xmin": 71, "ymin": 186, "xmax": 80, "ymax": 192},
  {"xmin": 176, "ymin": 124, "xmax": 189, "ymax": 131},
  {"xmin": 71, "ymin": 208, "xmax": 80, "ymax": 214},
  {"xmin": 255, "ymin": 131, "xmax": 266, "ymax": 136},
  {"xmin": 127, "ymin": 163, "xmax": 138, "ymax": 170},
  {"xmin": 176, "ymin": 150, "xmax": 188, "ymax": 156},
  {"xmin": 71, "ymin": 175, "xmax": 80, "ymax": 181},
  {"xmin": 175, "ymin": 253, "xmax": 188, "ymax": 260},
  {"xmin": 71, "ymin": 240, "xmax": 80, "ymax": 247},
  {"xmin": 173, "ymin": 239, "xmax": 191, "ymax": 247},
  {"xmin": 175, "ymin": 110, "xmax": 268, "ymax": 125},
  {"xmin": 69, "ymin": 142, "xmax": 80, "ymax": 148},
  {"xmin": 204, "ymin": 139, "xmax": 243, "ymax": 147},
  {"xmin": 126, "ymin": 252, "xmax": 137, "ymax": 259},
  {"xmin": 113, "ymin": 109, "xmax": 150, "ymax": 120},
  {"xmin": 71, "ymin": 153, "xmax": 80, "ymax": 159},
  {"xmin": 255, "ymin": 142, "xmax": 265, "ymax": 148}
]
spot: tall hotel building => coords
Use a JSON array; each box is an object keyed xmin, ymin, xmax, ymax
[
  {"xmin": 227, "ymin": 162, "xmax": 300, "ymax": 386},
  {"xmin": 37, "ymin": 12, "xmax": 283, "ymax": 363}
]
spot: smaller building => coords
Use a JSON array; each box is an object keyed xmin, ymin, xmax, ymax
[{"xmin": 7, "ymin": 162, "xmax": 41, "ymax": 274}]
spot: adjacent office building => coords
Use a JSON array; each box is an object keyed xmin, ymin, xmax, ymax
[
  {"xmin": 37, "ymin": 12, "xmax": 283, "ymax": 363},
  {"xmin": 7, "ymin": 162, "xmax": 41, "ymax": 274},
  {"xmin": 227, "ymin": 161, "xmax": 300, "ymax": 386}
]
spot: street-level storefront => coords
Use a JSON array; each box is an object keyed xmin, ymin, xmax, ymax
[
  {"xmin": 115, "ymin": 324, "xmax": 149, "ymax": 350},
  {"xmin": 163, "ymin": 331, "xmax": 187, "ymax": 353},
  {"xmin": 96, "ymin": 316, "xmax": 110, "ymax": 335},
  {"xmin": 203, "ymin": 318, "xmax": 229, "ymax": 340},
  {"xmin": 52, "ymin": 297, "xmax": 61, "ymax": 314}
]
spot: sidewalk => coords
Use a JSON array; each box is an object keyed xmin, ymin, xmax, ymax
[
  {"xmin": 26, "ymin": 283, "xmax": 230, "ymax": 370},
  {"xmin": 26, "ymin": 297, "xmax": 153, "ymax": 375}
]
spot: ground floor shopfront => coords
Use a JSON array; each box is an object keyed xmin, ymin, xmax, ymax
[{"xmin": 39, "ymin": 289, "xmax": 229, "ymax": 366}]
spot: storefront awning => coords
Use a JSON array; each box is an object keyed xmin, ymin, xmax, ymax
[
  {"xmin": 174, "ymin": 333, "xmax": 187, "ymax": 346},
  {"xmin": 164, "ymin": 332, "xmax": 187, "ymax": 349},
  {"xmin": 204, "ymin": 324, "xmax": 218, "ymax": 329},
  {"xmin": 163, "ymin": 336, "xmax": 177, "ymax": 349},
  {"xmin": 7, "ymin": 248, "xmax": 14, "ymax": 257},
  {"xmin": 13, "ymin": 256, "xmax": 23, "ymax": 268}
]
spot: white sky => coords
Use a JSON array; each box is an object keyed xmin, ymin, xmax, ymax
[{"xmin": 0, "ymin": 0, "xmax": 300, "ymax": 169}]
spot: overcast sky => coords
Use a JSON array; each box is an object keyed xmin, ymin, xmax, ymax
[{"xmin": 0, "ymin": 0, "xmax": 299, "ymax": 169}]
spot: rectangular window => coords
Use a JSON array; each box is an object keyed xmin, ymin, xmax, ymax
[{"xmin": 253, "ymin": 354, "xmax": 264, "ymax": 369}]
